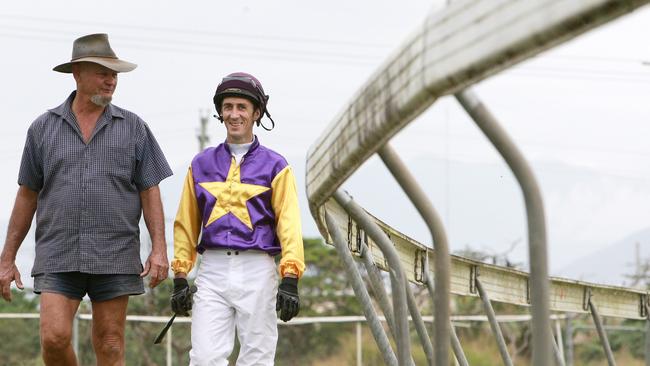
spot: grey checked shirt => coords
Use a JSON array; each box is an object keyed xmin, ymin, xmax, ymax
[{"xmin": 19, "ymin": 91, "xmax": 173, "ymax": 276}]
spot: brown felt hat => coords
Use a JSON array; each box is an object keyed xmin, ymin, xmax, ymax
[{"xmin": 53, "ymin": 33, "xmax": 137, "ymax": 73}]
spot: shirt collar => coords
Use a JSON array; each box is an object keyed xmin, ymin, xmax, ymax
[{"xmin": 223, "ymin": 135, "xmax": 260, "ymax": 155}]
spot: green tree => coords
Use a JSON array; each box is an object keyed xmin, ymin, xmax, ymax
[
  {"xmin": 0, "ymin": 289, "xmax": 42, "ymax": 365},
  {"xmin": 275, "ymin": 237, "xmax": 363, "ymax": 365}
]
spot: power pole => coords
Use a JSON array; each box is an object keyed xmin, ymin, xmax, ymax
[
  {"xmin": 197, "ymin": 110, "xmax": 210, "ymax": 152},
  {"xmin": 625, "ymin": 241, "xmax": 650, "ymax": 289},
  {"xmin": 636, "ymin": 241, "xmax": 641, "ymax": 280}
]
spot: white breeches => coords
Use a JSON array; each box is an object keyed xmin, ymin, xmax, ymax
[{"xmin": 189, "ymin": 249, "xmax": 279, "ymax": 366}]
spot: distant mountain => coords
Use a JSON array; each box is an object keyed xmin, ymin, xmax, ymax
[{"xmin": 555, "ymin": 227, "xmax": 650, "ymax": 287}]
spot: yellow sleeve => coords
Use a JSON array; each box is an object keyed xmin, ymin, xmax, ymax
[
  {"xmin": 171, "ymin": 167, "xmax": 201, "ymax": 275},
  {"xmin": 271, "ymin": 166, "xmax": 306, "ymax": 278}
]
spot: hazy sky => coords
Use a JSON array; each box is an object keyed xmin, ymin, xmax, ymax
[{"xmin": 1, "ymin": 1, "xmax": 649, "ymax": 286}]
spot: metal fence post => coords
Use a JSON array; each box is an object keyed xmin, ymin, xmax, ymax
[
  {"xmin": 378, "ymin": 143, "xmax": 450, "ymax": 366},
  {"xmin": 333, "ymin": 190, "xmax": 412, "ymax": 365},
  {"xmin": 456, "ymin": 89, "xmax": 551, "ymax": 365},
  {"xmin": 359, "ymin": 242, "xmax": 397, "ymax": 338},
  {"xmin": 551, "ymin": 326, "xmax": 566, "ymax": 366},
  {"xmin": 555, "ymin": 320, "xmax": 565, "ymax": 366},
  {"xmin": 359, "ymin": 239, "xmax": 432, "ymax": 364},
  {"xmin": 325, "ymin": 211, "xmax": 398, "ymax": 366},
  {"xmin": 475, "ymin": 277, "xmax": 514, "ymax": 366},
  {"xmin": 404, "ymin": 279, "xmax": 435, "ymax": 365},
  {"xmin": 566, "ymin": 315, "xmax": 574, "ymax": 366},
  {"xmin": 645, "ymin": 316, "xmax": 650, "ymax": 366},
  {"xmin": 424, "ymin": 268, "xmax": 469, "ymax": 366},
  {"xmin": 449, "ymin": 322, "xmax": 470, "ymax": 366},
  {"xmin": 167, "ymin": 325, "xmax": 172, "ymax": 366},
  {"xmin": 357, "ymin": 321, "xmax": 363, "ymax": 366},
  {"xmin": 73, "ymin": 312, "xmax": 79, "ymax": 357},
  {"xmin": 588, "ymin": 298, "xmax": 616, "ymax": 366}
]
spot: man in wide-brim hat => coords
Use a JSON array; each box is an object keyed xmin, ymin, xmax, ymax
[{"xmin": 0, "ymin": 33, "xmax": 173, "ymax": 365}]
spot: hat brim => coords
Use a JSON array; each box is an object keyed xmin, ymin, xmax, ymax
[{"xmin": 53, "ymin": 57, "xmax": 137, "ymax": 73}]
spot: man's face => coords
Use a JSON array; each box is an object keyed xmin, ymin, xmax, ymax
[
  {"xmin": 221, "ymin": 96, "xmax": 260, "ymax": 144},
  {"xmin": 73, "ymin": 62, "xmax": 117, "ymax": 107}
]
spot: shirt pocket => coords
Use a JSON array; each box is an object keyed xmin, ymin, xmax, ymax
[{"xmin": 105, "ymin": 146, "xmax": 135, "ymax": 182}]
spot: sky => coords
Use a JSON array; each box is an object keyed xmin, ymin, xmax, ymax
[{"xmin": 1, "ymin": 1, "xmax": 649, "ymax": 287}]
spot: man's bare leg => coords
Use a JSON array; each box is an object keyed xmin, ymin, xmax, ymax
[
  {"xmin": 40, "ymin": 292, "xmax": 81, "ymax": 366},
  {"xmin": 91, "ymin": 295, "xmax": 129, "ymax": 366}
]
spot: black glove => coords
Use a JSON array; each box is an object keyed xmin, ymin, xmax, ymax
[
  {"xmin": 170, "ymin": 278, "xmax": 197, "ymax": 316},
  {"xmin": 276, "ymin": 277, "xmax": 300, "ymax": 322}
]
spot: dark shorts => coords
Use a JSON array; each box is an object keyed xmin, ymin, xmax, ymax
[{"xmin": 33, "ymin": 272, "xmax": 144, "ymax": 302}]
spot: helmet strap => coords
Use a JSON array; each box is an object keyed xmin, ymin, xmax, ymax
[{"xmin": 258, "ymin": 111, "xmax": 275, "ymax": 131}]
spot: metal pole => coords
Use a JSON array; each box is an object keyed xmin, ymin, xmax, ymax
[
  {"xmin": 555, "ymin": 320, "xmax": 565, "ymax": 365},
  {"xmin": 565, "ymin": 315, "xmax": 574, "ymax": 366},
  {"xmin": 167, "ymin": 325, "xmax": 172, "ymax": 366},
  {"xmin": 197, "ymin": 112, "xmax": 210, "ymax": 152},
  {"xmin": 378, "ymin": 143, "xmax": 450, "ymax": 366},
  {"xmin": 325, "ymin": 211, "xmax": 398, "ymax": 366},
  {"xmin": 405, "ymin": 279, "xmax": 435, "ymax": 366},
  {"xmin": 588, "ymin": 298, "xmax": 616, "ymax": 366},
  {"xmin": 449, "ymin": 322, "xmax": 470, "ymax": 366},
  {"xmin": 646, "ymin": 302, "xmax": 650, "ymax": 366},
  {"xmin": 646, "ymin": 316, "xmax": 650, "ymax": 366},
  {"xmin": 550, "ymin": 327, "xmax": 566, "ymax": 366},
  {"xmin": 361, "ymin": 239, "xmax": 433, "ymax": 364},
  {"xmin": 360, "ymin": 241, "xmax": 420, "ymax": 366},
  {"xmin": 357, "ymin": 321, "xmax": 363, "ymax": 366},
  {"xmin": 424, "ymin": 257, "xmax": 436, "ymax": 341},
  {"xmin": 424, "ymin": 269, "xmax": 469, "ymax": 366},
  {"xmin": 73, "ymin": 312, "xmax": 79, "ymax": 357},
  {"xmin": 359, "ymin": 242, "xmax": 397, "ymax": 337},
  {"xmin": 475, "ymin": 278, "xmax": 514, "ymax": 366},
  {"xmin": 456, "ymin": 89, "xmax": 551, "ymax": 366},
  {"xmin": 333, "ymin": 190, "xmax": 412, "ymax": 366}
]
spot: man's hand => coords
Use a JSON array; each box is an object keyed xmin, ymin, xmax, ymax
[
  {"xmin": 0, "ymin": 261, "xmax": 24, "ymax": 302},
  {"xmin": 140, "ymin": 246, "xmax": 169, "ymax": 288},
  {"xmin": 171, "ymin": 278, "xmax": 197, "ymax": 316},
  {"xmin": 276, "ymin": 277, "xmax": 300, "ymax": 322}
]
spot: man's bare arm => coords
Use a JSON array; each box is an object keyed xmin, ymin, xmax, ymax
[
  {"xmin": 0, "ymin": 186, "xmax": 38, "ymax": 301},
  {"xmin": 139, "ymin": 185, "xmax": 169, "ymax": 288}
]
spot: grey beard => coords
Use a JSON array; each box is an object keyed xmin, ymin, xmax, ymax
[{"xmin": 90, "ymin": 94, "xmax": 112, "ymax": 107}]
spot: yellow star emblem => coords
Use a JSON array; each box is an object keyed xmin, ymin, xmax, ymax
[{"xmin": 199, "ymin": 161, "xmax": 270, "ymax": 230}]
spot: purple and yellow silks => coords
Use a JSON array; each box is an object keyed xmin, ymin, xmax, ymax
[{"xmin": 171, "ymin": 137, "xmax": 305, "ymax": 278}]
